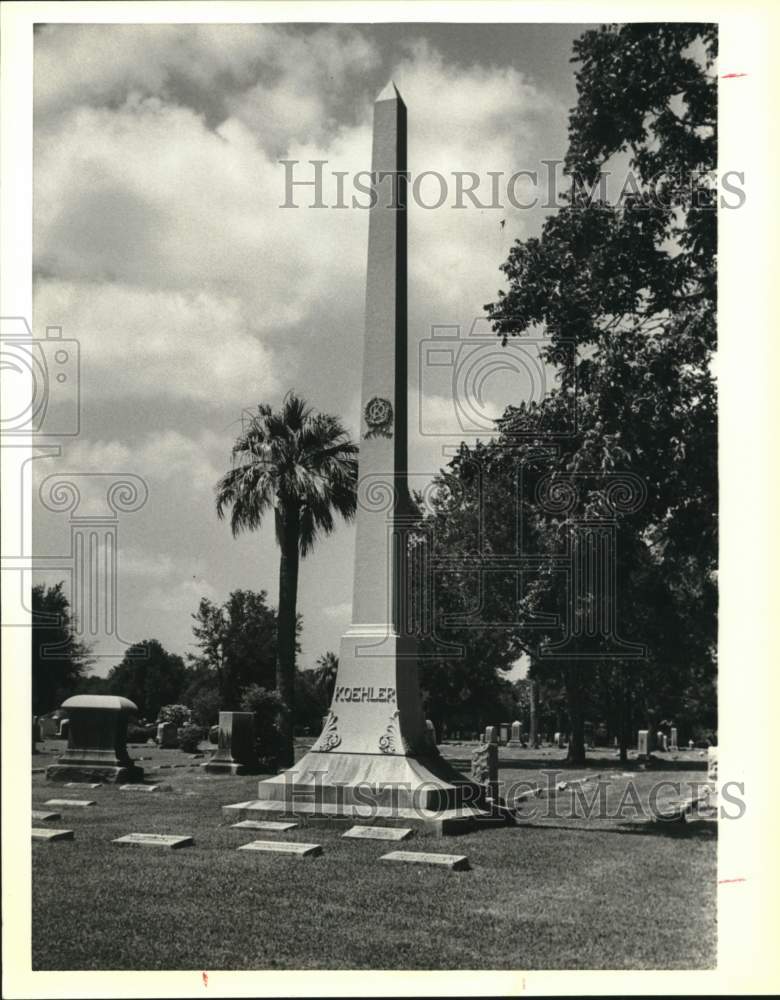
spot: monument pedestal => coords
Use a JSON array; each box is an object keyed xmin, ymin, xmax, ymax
[
  {"xmin": 202, "ymin": 711, "xmax": 262, "ymax": 775},
  {"xmin": 46, "ymin": 695, "xmax": 144, "ymax": 784},
  {"xmin": 224, "ymin": 631, "xmax": 505, "ymax": 834}
]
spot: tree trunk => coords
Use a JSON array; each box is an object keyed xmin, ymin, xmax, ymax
[
  {"xmin": 276, "ymin": 514, "xmax": 300, "ymax": 769},
  {"xmin": 619, "ymin": 664, "xmax": 630, "ymax": 765},
  {"xmin": 565, "ymin": 666, "xmax": 586, "ymax": 765},
  {"xmin": 528, "ymin": 678, "xmax": 539, "ymax": 748}
]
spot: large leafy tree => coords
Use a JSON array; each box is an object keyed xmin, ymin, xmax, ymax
[
  {"xmin": 105, "ymin": 639, "xmax": 186, "ymax": 721},
  {"xmin": 482, "ymin": 23, "xmax": 718, "ymax": 761},
  {"xmin": 189, "ymin": 589, "xmax": 280, "ymax": 709},
  {"xmin": 215, "ymin": 393, "xmax": 358, "ymax": 767},
  {"xmin": 31, "ymin": 581, "xmax": 92, "ymax": 714}
]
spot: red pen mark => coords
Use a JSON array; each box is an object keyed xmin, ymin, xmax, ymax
[
  {"xmin": 721, "ymin": 73, "xmax": 748, "ymax": 79},
  {"xmin": 202, "ymin": 972, "xmax": 208, "ymax": 987},
  {"xmin": 718, "ymin": 877, "xmax": 746, "ymax": 884}
]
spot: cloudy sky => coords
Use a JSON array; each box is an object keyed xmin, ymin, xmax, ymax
[{"xmin": 32, "ymin": 21, "xmax": 590, "ymax": 674}]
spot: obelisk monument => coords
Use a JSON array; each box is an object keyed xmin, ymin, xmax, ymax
[{"xmin": 225, "ymin": 84, "xmax": 501, "ymax": 833}]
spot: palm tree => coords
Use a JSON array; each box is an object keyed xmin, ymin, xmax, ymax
[
  {"xmin": 216, "ymin": 392, "xmax": 358, "ymax": 767},
  {"xmin": 313, "ymin": 651, "xmax": 339, "ymax": 704}
]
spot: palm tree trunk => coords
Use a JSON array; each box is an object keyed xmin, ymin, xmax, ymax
[{"xmin": 276, "ymin": 515, "xmax": 300, "ymax": 768}]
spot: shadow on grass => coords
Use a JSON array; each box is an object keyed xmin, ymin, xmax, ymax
[{"xmin": 512, "ymin": 818, "xmax": 718, "ymax": 839}]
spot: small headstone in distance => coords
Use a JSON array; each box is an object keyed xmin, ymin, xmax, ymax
[
  {"xmin": 43, "ymin": 799, "xmax": 96, "ymax": 808},
  {"xmin": 113, "ymin": 833, "xmax": 193, "ymax": 849},
  {"xmin": 231, "ymin": 820, "xmax": 299, "ymax": 832},
  {"xmin": 237, "ymin": 840, "xmax": 322, "ymax": 857},
  {"xmin": 343, "ymin": 826, "xmax": 413, "ymax": 841},
  {"xmin": 380, "ymin": 850, "xmax": 470, "ymax": 871},
  {"xmin": 119, "ymin": 784, "xmax": 161, "ymax": 793},
  {"xmin": 64, "ymin": 782, "xmax": 101, "ymax": 789},
  {"xmin": 32, "ymin": 810, "xmax": 61, "ymax": 822},
  {"xmin": 32, "ymin": 828, "xmax": 74, "ymax": 842}
]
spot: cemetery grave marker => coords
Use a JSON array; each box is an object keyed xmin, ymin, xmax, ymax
[
  {"xmin": 44, "ymin": 798, "xmax": 96, "ymax": 808},
  {"xmin": 380, "ymin": 850, "xmax": 470, "ymax": 871},
  {"xmin": 238, "ymin": 840, "xmax": 322, "ymax": 857},
  {"xmin": 222, "ymin": 83, "xmax": 500, "ymax": 835},
  {"xmin": 46, "ymin": 695, "xmax": 144, "ymax": 784},
  {"xmin": 32, "ymin": 828, "xmax": 74, "ymax": 842},
  {"xmin": 343, "ymin": 825, "xmax": 413, "ymax": 841},
  {"xmin": 113, "ymin": 833, "xmax": 194, "ymax": 849},
  {"xmin": 231, "ymin": 820, "xmax": 299, "ymax": 832}
]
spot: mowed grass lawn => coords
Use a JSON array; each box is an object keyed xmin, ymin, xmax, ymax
[{"xmin": 32, "ymin": 740, "xmax": 716, "ymax": 971}]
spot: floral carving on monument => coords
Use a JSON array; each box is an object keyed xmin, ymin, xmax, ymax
[
  {"xmin": 312, "ymin": 712, "xmax": 342, "ymax": 752},
  {"xmin": 378, "ymin": 709, "xmax": 411, "ymax": 754}
]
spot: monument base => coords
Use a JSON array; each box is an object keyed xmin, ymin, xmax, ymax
[
  {"xmin": 222, "ymin": 798, "xmax": 506, "ymax": 836},
  {"xmin": 46, "ymin": 762, "xmax": 144, "ymax": 784},
  {"xmin": 222, "ymin": 746, "xmax": 512, "ymax": 836},
  {"xmin": 201, "ymin": 761, "xmax": 263, "ymax": 776}
]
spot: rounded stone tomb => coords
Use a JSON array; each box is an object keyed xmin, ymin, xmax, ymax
[{"xmin": 46, "ymin": 694, "xmax": 144, "ymax": 784}]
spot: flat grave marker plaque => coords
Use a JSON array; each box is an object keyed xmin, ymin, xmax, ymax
[
  {"xmin": 113, "ymin": 833, "xmax": 193, "ymax": 849},
  {"xmin": 380, "ymin": 850, "xmax": 470, "ymax": 870},
  {"xmin": 237, "ymin": 840, "xmax": 322, "ymax": 857},
  {"xmin": 32, "ymin": 828, "xmax": 74, "ymax": 842},
  {"xmin": 231, "ymin": 820, "xmax": 299, "ymax": 832},
  {"xmin": 343, "ymin": 826, "xmax": 413, "ymax": 841}
]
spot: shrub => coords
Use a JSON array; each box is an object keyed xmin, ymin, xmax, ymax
[
  {"xmin": 126, "ymin": 723, "xmax": 156, "ymax": 744},
  {"xmin": 178, "ymin": 723, "xmax": 204, "ymax": 754},
  {"xmin": 190, "ymin": 688, "xmax": 222, "ymax": 727},
  {"xmin": 240, "ymin": 685, "xmax": 286, "ymax": 766},
  {"xmin": 158, "ymin": 704, "xmax": 191, "ymax": 727}
]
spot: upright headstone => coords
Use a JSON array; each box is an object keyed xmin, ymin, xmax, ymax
[
  {"xmin": 499, "ymin": 723, "xmax": 510, "ymax": 745},
  {"xmin": 484, "ymin": 726, "xmax": 499, "ymax": 746},
  {"xmin": 555, "ymin": 731, "xmax": 566, "ymax": 749},
  {"xmin": 670, "ymin": 727, "xmax": 679, "ymax": 751},
  {"xmin": 228, "ymin": 84, "xmax": 494, "ymax": 832},
  {"xmin": 46, "ymin": 695, "xmax": 143, "ymax": 784},
  {"xmin": 660, "ymin": 734, "xmax": 668, "ymax": 752},
  {"xmin": 41, "ymin": 718, "xmax": 57, "ymax": 738},
  {"xmin": 688, "ymin": 739, "xmax": 695, "ymax": 750},
  {"xmin": 202, "ymin": 712, "xmax": 262, "ymax": 775},
  {"xmin": 157, "ymin": 722, "xmax": 178, "ymax": 748},
  {"xmin": 637, "ymin": 730, "xmax": 649, "ymax": 758},
  {"xmin": 470, "ymin": 743, "xmax": 499, "ymax": 803},
  {"xmin": 508, "ymin": 720, "xmax": 523, "ymax": 747},
  {"xmin": 424, "ymin": 719, "xmax": 437, "ymax": 749}
]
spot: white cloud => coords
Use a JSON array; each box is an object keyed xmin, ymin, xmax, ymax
[{"xmin": 63, "ymin": 428, "xmax": 226, "ymax": 487}]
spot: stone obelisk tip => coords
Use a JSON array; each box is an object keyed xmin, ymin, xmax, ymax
[{"xmin": 376, "ymin": 80, "xmax": 404, "ymax": 104}]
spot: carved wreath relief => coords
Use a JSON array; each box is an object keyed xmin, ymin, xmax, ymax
[{"xmin": 364, "ymin": 396, "xmax": 393, "ymax": 439}]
